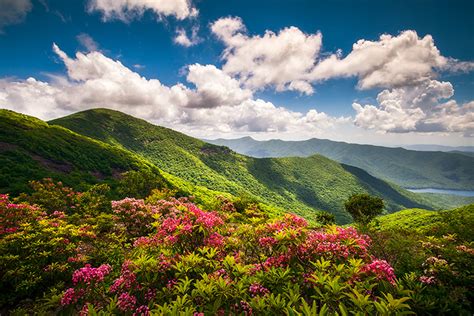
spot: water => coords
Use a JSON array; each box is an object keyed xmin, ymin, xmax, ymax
[{"xmin": 407, "ymin": 188, "xmax": 474, "ymax": 197}]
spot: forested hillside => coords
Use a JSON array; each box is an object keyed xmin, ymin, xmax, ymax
[
  {"xmin": 208, "ymin": 137, "xmax": 474, "ymax": 190},
  {"xmin": 50, "ymin": 109, "xmax": 434, "ymax": 223}
]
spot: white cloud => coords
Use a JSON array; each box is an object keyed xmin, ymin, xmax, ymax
[
  {"xmin": 174, "ymin": 26, "xmax": 201, "ymax": 47},
  {"xmin": 210, "ymin": 22, "xmax": 473, "ymax": 97},
  {"xmin": 185, "ymin": 64, "xmax": 252, "ymax": 108},
  {"xmin": 211, "ymin": 17, "xmax": 322, "ymax": 95},
  {"xmin": 442, "ymin": 58, "xmax": 474, "ymax": 74},
  {"xmin": 353, "ymin": 80, "xmax": 474, "ymax": 135},
  {"xmin": 311, "ymin": 31, "xmax": 448, "ymax": 89},
  {"xmin": 76, "ymin": 33, "xmax": 99, "ymax": 52},
  {"xmin": 87, "ymin": 0, "xmax": 198, "ymax": 22},
  {"xmin": 0, "ymin": 0, "xmax": 32, "ymax": 33},
  {"xmin": 0, "ymin": 44, "xmax": 344, "ymax": 138}
]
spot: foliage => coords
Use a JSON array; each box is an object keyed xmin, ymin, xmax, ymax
[
  {"xmin": 367, "ymin": 204, "xmax": 474, "ymax": 314},
  {"xmin": 0, "ymin": 109, "xmax": 167, "ymax": 197},
  {"xmin": 118, "ymin": 170, "xmax": 167, "ymax": 199},
  {"xmin": 345, "ymin": 194, "xmax": 384, "ymax": 225},
  {"xmin": 0, "ymin": 180, "xmax": 428, "ymax": 315}
]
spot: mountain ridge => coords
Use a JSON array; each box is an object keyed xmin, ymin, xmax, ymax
[
  {"xmin": 47, "ymin": 108, "xmax": 437, "ymax": 223},
  {"xmin": 207, "ymin": 136, "xmax": 474, "ymax": 190}
]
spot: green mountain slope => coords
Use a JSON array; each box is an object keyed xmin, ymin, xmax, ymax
[
  {"xmin": 50, "ymin": 108, "xmax": 434, "ymax": 223},
  {"xmin": 377, "ymin": 203, "xmax": 474, "ymax": 239},
  {"xmin": 207, "ymin": 137, "xmax": 474, "ymax": 190},
  {"xmin": 0, "ymin": 109, "xmax": 166, "ymax": 195}
]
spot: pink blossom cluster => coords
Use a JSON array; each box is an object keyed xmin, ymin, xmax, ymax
[
  {"xmin": 112, "ymin": 198, "xmax": 159, "ymax": 235},
  {"xmin": 298, "ymin": 227, "xmax": 371, "ymax": 260},
  {"xmin": 133, "ymin": 305, "xmax": 151, "ymax": 316},
  {"xmin": 258, "ymin": 236, "xmax": 277, "ymax": 248},
  {"xmin": 188, "ymin": 204, "xmax": 224, "ymax": 229},
  {"xmin": 118, "ymin": 292, "xmax": 137, "ymax": 312},
  {"xmin": 152, "ymin": 202, "xmax": 224, "ymax": 247},
  {"xmin": 61, "ymin": 287, "xmax": 82, "ymax": 306},
  {"xmin": 419, "ymin": 276, "xmax": 436, "ymax": 284},
  {"xmin": 72, "ymin": 264, "xmax": 111, "ymax": 285},
  {"xmin": 249, "ymin": 282, "xmax": 270, "ymax": 297},
  {"xmin": 361, "ymin": 259, "xmax": 396, "ymax": 284},
  {"xmin": 110, "ymin": 260, "xmax": 137, "ymax": 293},
  {"xmin": 0, "ymin": 194, "xmax": 40, "ymax": 234},
  {"xmin": 264, "ymin": 254, "xmax": 289, "ymax": 269},
  {"xmin": 265, "ymin": 213, "xmax": 308, "ymax": 233},
  {"xmin": 204, "ymin": 232, "xmax": 225, "ymax": 248}
]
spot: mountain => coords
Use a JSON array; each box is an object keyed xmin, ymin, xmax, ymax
[
  {"xmin": 48, "ymin": 108, "xmax": 435, "ymax": 223},
  {"xmin": 404, "ymin": 144, "xmax": 474, "ymax": 152},
  {"xmin": 0, "ymin": 109, "xmax": 166, "ymax": 195},
  {"xmin": 207, "ymin": 137, "xmax": 474, "ymax": 190}
]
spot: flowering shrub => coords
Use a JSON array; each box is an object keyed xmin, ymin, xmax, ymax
[
  {"xmin": 0, "ymin": 194, "xmax": 40, "ymax": 234},
  {"xmin": 112, "ymin": 198, "xmax": 159, "ymax": 237},
  {"xmin": 1, "ymin": 179, "xmax": 471, "ymax": 314}
]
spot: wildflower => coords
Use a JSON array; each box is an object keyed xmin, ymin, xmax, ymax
[
  {"xmin": 249, "ymin": 283, "xmax": 270, "ymax": 296},
  {"xmin": 204, "ymin": 232, "xmax": 225, "ymax": 248},
  {"xmin": 134, "ymin": 305, "xmax": 151, "ymax": 316},
  {"xmin": 72, "ymin": 264, "xmax": 112, "ymax": 285},
  {"xmin": 361, "ymin": 259, "xmax": 396, "ymax": 284},
  {"xmin": 61, "ymin": 288, "xmax": 77, "ymax": 306},
  {"xmin": 419, "ymin": 276, "xmax": 436, "ymax": 284},
  {"xmin": 118, "ymin": 293, "xmax": 137, "ymax": 312}
]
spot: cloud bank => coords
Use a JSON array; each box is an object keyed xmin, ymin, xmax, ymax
[
  {"xmin": 87, "ymin": 0, "xmax": 198, "ymax": 22},
  {"xmin": 0, "ymin": 44, "xmax": 346, "ymax": 138},
  {"xmin": 0, "ymin": 13, "xmax": 473, "ymax": 140}
]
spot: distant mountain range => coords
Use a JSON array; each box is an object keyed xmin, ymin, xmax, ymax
[
  {"xmin": 403, "ymin": 144, "xmax": 474, "ymax": 152},
  {"xmin": 0, "ymin": 108, "xmax": 444, "ymax": 223},
  {"xmin": 207, "ymin": 137, "xmax": 474, "ymax": 190}
]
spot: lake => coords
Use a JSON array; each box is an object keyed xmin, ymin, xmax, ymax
[{"xmin": 407, "ymin": 188, "xmax": 474, "ymax": 197}]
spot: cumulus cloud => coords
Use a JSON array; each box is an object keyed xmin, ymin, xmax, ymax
[
  {"xmin": 352, "ymin": 80, "xmax": 473, "ymax": 135},
  {"xmin": 174, "ymin": 26, "xmax": 201, "ymax": 47},
  {"xmin": 185, "ymin": 64, "xmax": 252, "ymax": 108},
  {"xmin": 210, "ymin": 21, "xmax": 474, "ymax": 98},
  {"xmin": 211, "ymin": 17, "xmax": 322, "ymax": 95},
  {"xmin": 87, "ymin": 0, "xmax": 198, "ymax": 22},
  {"xmin": 76, "ymin": 33, "xmax": 99, "ymax": 52},
  {"xmin": 0, "ymin": 44, "xmax": 344, "ymax": 138},
  {"xmin": 0, "ymin": 0, "xmax": 32, "ymax": 33},
  {"xmin": 311, "ymin": 31, "xmax": 448, "ymax": 89}
]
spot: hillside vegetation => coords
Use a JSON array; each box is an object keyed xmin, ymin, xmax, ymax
[
  {"xmin": 0, "ymin": 110, "xmax": 166, "ymax": 195},
  {"xmin": 1, "ymin": 179, "xmax": 472, "ymax": 314},
  {"xmin": 376, "ymin": 203, "xmax": 474, "ymax": 238},
  {"xmin": 50, "ymin": 108, "xmax": 434, "ymax": 223},
  {"xmin": 207, "ymin": 137, "xmax": 474, "ymax": 190}
]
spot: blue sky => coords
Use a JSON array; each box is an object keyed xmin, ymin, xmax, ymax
[{"xmin": 0, "ymin": 0, "xmax": 473, "ymax": 146}]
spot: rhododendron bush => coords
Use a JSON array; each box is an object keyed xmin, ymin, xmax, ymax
[{"xmin": 1, "ymin": 179, "xmax": 472, "ymax": 314}]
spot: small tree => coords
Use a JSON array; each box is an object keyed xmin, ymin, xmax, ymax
[
  {"xmin": 315, "ymin": 211, "xmax": 336, "ymax": 226},
  {"xmin": 344, "ymin": 194, "xmax": 384, "ymax": 225},
  {"xmin": 118, "ymin": 169, "xmax": 167, "ymax": 199}
]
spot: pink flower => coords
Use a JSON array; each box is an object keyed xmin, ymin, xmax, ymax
[
  {"xmin": 61, "ymin": 288, "xmax": 77, "ymax": 306},
  {"xmin": 361, "ymin": 259, "xmax": 396, "ymax": 284},
  {"xmin": 118, "ymin": 293, "xmax": 137, "ymax": 312},
  {"xmin": 249, "ymin": 283, "xmax": 270, "ymax": 297},
  {"xmin": 72, "ymin": 264, "xmax": 112, "ymax": 285},
  {"xmin": 134, "ymin": 305, "xmax": 151, "ymax": 316},
  {"xmin": 166, "ymin": 279, "xmax": 178, "ymax": 289},
  {"xmin": 258, "ymin": 237, "xmax": 277, "ymax": 248},
  {"xmin": 419, "ymin": 276, "xmax": 436, "ymax": 284},
  {"xmin": 204, "ymin": 232, "xmax": 225, "ymax": 248}
]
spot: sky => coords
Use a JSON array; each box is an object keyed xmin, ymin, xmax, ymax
[{"xmin": 0, "ymin": 0, "xmax": 473, "ymax": 146}]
